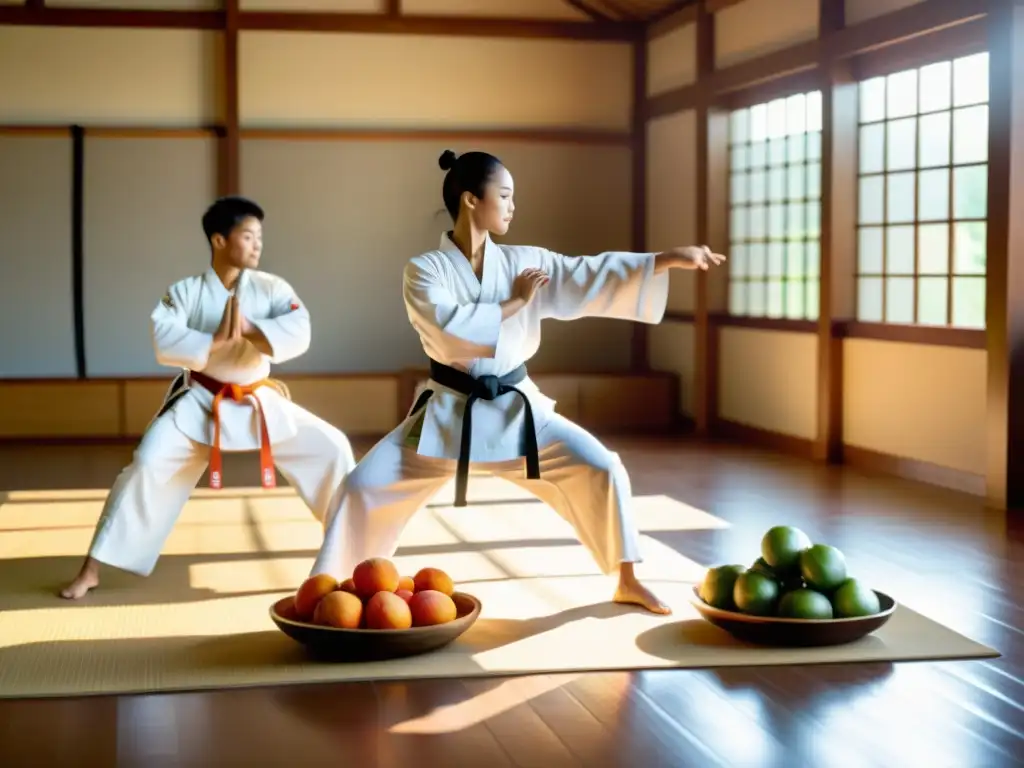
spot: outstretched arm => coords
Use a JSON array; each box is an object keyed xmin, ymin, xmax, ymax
[
  {"xmin": 535, "ymin": 245, "xmax": 724, "ymax": 323},
  {"xmin": 151, "ymin": 282, "xmax": 215, "ymax": 370},
  {"xmin": 246, "ymin": 278, "xmax": 311, "ymax": 364}
]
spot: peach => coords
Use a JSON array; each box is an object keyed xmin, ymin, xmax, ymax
[
  {"xmin": 294, "ymin": 573, "xmax": 339, "ymax": 621},
  {"xmin": 352, "ymin": 557, "xmax": 400, "ymax": 599},
  {"xmin": 409, "ymin": 589, "xmax": 457, "ymax": 627},
  {"xmin": 364, "ymin": 590, "xmax": 413, "ymax": 630},
  {"xmin": 398, "ymin": 575, "xmax": 415, "ymax": 593},
  {"xmin": 338, "ymin": 578, "xmax": 358, "ymax": 595},
  {"xmin": 395, "ymin": 589, "xmax": 414, "ymax": 604},
  {"xmin": 413, "ymin": 567, "xmax": 454, "ymax": 597},
  {"xmin": 313, "ymin": 590, "xmax": 363, "ymax": 629}
]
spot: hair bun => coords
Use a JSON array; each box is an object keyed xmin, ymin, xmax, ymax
[{"xmin": 438, "ymin": 149, "xmax": 458, "ymax": 171}]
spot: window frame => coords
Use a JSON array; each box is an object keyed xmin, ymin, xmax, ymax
[
  {"xmin": 723, "ymin": 87, "xmax": 826, "ymax": 323},
  {"xmin": 852, "ymin": 49, "xmax": 991, "ymax": 330}
]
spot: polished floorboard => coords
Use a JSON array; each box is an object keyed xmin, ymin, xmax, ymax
[{"xmin": 0, "ymin": 436, "xmax": 1021, "ymax": 767}]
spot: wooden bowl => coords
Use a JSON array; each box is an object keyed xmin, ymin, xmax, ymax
[
  {"xmin": 269, "ymin": 591, "xmax": 482, "ymax": 661},
  {"xmin": 689, "ymin": 586, "xmax": 897, "ymax": 647}
]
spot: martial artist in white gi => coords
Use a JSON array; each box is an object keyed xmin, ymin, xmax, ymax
[
  {"xmin": 60, "ymin": 196, "xmax": 356, "ymax": 599},
  {"xmin": 310, "ymin": 150, "xmax": 723, "ymax": 615}
]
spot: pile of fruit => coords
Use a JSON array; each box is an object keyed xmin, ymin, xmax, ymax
[
  {"xmin": 291, "ymin": 557, "xmax": 460, "ymax": 630},
  {"xmin": 698, "ymin": 525, "xmax": 881, "ymax": 619}
]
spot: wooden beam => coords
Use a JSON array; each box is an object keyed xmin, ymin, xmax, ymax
[
  {"xmin": 693, "ymin": 1, "xmax": 717, "ymax": 437},
  {"xmin": 71, "ymin": 125, "xmax": 85, "ymax": 380},
  {"xmin": 815, "ymin": 0, "xmax": 848, "ymax": 464},
  {"xmin": 239, "ymin": 12, "xmax": 640, "ymax": 40},
  {"xmin": 237, "ymin": 127, "xmax": 631, "ymax": 145},
  {"xmin": 985, "ymin": 0, "xmax": 1024, "ymax": 511},
  {"xmin": 387, "ymin": 0, "xmax": 401, "ymax": 16},
  {"xmin": 827, "ymin": 0, "xmax": 987, "ymax": 60},
  {"xmin": 0, "ymin": 6, "xmax": 223, "ymax": 28},
  {"xmin": 631, "ymin": 38, "xmax": 649, "ymax": 371},
  {"xmin": 219, "ymin": 0, "xmax": 239, "ymax": 197},
  {"xmin": 704, "ymin": 0, "xmax": 744, "ymax": 12},
  {"xmin": 834, "ymin": 322, "xmax": 986, "ymax": 349},
  {"xmin": 0, "ymin": 5, "xmax": 638, "ymax": 40}
]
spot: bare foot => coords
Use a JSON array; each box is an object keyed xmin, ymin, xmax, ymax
[
  {"xmin": 60, "ymin": 559, "xmax": 100, "ymax": 600},
  {"xmin": 614, "ymin": 580, "xmax": 672, "ymax": 615},
  {"xmin": 613, "ymin": 563, "xmax": 672, "ymax": 615}
]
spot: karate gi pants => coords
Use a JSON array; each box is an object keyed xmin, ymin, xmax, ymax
[
  {"xmin": 311, "ymin": 412, "xmax": 642, "ymax": 579},
  {"xmin": 87, "ymin": 407, "xmax": 356, "ymax": 577}
]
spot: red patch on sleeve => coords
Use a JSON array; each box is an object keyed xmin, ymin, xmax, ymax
[{"xmin": 290, "ymin": 302, "xmax": 300, "ymax": 311}]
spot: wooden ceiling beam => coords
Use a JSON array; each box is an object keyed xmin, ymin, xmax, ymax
[
  {"xmin": 0, "ymin": 6, "xmax": 222, "ymax": 29},
  {"xmin": 240, "ymin": 12, "xmax": 640, "ymax": 39},
  {"xmin": 561, "ymin": 0, "xmax": 612, "ymax": 22},
  {"xmin": 0, "ymin": 5, "xmax": 641, "ymax": 41}
]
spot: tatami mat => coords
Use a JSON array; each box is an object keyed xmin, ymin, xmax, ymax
[{"xmin": 0, "ymin": 479, "xmax": 998, "ymax": 698}]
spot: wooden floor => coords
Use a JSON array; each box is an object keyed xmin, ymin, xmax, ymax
[{"xmin": 0, "ymin": 436, "xmax": 1022, "ymax": 767}]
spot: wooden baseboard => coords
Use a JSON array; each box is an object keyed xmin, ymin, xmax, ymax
[
  {"xmin": 711, "ymin": 418, "xmax": 984, "ymax": 496},
  {"xmin": 0, "ymin": 370, "xmax": 680, "ymax": 442},
  {"xmin": 712, "ymin": 419, "xmax": 816, "ymax": 459},
  {"xmin": 841, "ymin": 445, "xmax": 985, "ymax": 497}
]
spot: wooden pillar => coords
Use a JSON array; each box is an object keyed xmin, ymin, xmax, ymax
[
  {"xmin": 985, "ymin": 0, "xmax": 1024, "ymax": 510},
  {"xmin": 815, "ymin": 0, "xmax": 852, "ymax": 463},
  {"xmin": 218, "ymin": 0, "xmax": 240, "ymax": 197},
  {"xmin": 631, "ymin": 35, "xmax": 650, "ymax": 371},
  {"xmin": 693, "ymin": 1, "xmax": 718, "ymax": 436}
]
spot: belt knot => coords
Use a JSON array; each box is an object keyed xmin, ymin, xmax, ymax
[{"xmin": 473, "ymin": 374, "xmax": 501, "ymax": 400}]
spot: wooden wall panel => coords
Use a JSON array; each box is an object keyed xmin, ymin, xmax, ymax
[
  {"xmin": 645, "ymin": 110, "xmax": 698, "ymax": 313},
  {"xmin": 0, "ymin": 373, "xmax": 680, "ymax": 440},
  {"xmin": 0, "ymin": 27, "xmax": 222, "ymax": 125},
  {"xmin": 714, "ymin": 0, "xmax": 819, "ymax": 69},
  {"xmin": 843, "ymin": 0, "xmax": 925, "ymax": 27},
  {"xmin": 646, "ymin": 19, "xmax": 697, "ymax": 97},
  {"xmin": 716, "ymin": 327, "xmax": 818, "ymax": 439},
  {"xmin": 0, "ymin": 134, "xmax": 77, "ymax": 379},
  {"xmin": 238, "ymin": 32, "xmax": 632, "ymax": 130},
  {"xmin": 842, "ymin": 339, "xmax": 986, "ymax": 475},
  {"xmin": 82, "ymin": 135, "xmax": 219, "ymax": 377}
]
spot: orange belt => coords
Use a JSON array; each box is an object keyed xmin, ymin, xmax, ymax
[{"xmin": 189, "ymin": 370, "xmax": 276, "ymax": 490}]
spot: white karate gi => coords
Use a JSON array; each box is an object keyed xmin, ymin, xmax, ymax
[
  {"xmin": 310, "ymin": 233, "xmax": 668, "ymax": 580},
  {"xmin": 87, "ymin": 267, "xmax": 356, "ymax": 577}
]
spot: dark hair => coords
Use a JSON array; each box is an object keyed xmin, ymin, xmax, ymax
[
  {"xmin": 201, "ymin": 195, "xmax": 264, "ymax": 245},
  {"xmin": 438, "ymin": 149, "xmax": 504, "ymax": 221}
]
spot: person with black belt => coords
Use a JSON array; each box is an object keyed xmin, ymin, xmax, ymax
[{"xmin": 309, "ymin": 150, "xmax": 724, "ymax": 615}]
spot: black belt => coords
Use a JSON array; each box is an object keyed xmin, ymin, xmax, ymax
[{"xmin": 408, "ymin": 359, "xmax": 541, "ymax": 507}]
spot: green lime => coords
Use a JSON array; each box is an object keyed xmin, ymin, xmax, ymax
[
  {"xmin": 698, "ymin": 564, "xmax": 745, "ymax": 610},
  {"xmin": 831, "ymin": 578, "xmax": 881, "ymax": 617},
  {"xmin": 733, "ymin": 571, "xmax": 780, "ymax": 616},
  {"xmin": 749, "ymin": 557, "xmax": 776, "ymax": 578},
  {"xmin": 778, "ymin": 588, "xmax": 834, "ymax": 619},
  {"xmin": 799, "ymin": 544, "xmax": 848, "ymax": 592},
  {"xmin": 761, "ymin": 526, "xmax": 812, "ymax": 574}
]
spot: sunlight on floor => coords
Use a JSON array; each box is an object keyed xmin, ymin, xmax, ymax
[{"xmin": 387, "ymin": 673, "xmax": 583, "ymax": 735}]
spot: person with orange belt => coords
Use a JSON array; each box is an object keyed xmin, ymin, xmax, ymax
[{"xmin": 60, "ymin": 196, "xmax": 356, "ymax": 600}]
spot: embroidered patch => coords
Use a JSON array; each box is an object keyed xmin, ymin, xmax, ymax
[
  {"xmin": 289, "ymin": 301, "xmax": 300, "ymax": 311},
  {"xmin": 161, "ymin": 292, "xmax": 174, "ymax": 308}
]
